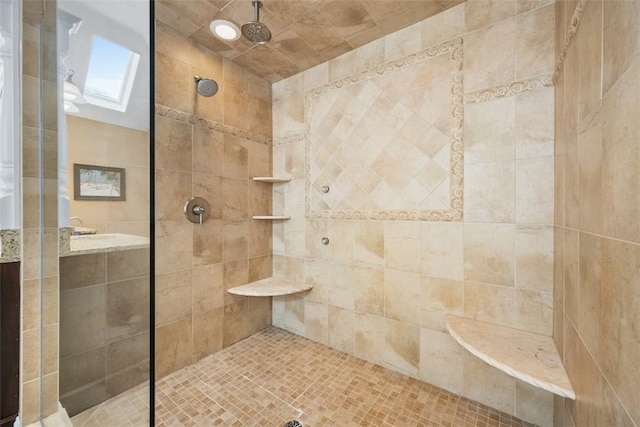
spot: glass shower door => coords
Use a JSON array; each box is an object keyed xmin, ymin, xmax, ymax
[{"xmin": 52, "ymin": 1, "xmax": 153, "ymax": 424}]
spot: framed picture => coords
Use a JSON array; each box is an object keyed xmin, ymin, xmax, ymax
[{"xmin": 73, "ymin": 164, "xmax": 126, "ymax": 201}]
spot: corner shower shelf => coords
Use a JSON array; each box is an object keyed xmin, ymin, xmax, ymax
[
  {"xmin": 252, "ymin": 215, "xmax": 291, "ymax": 220},
  {"xmin": 446, "ymin": 315, "xmax": 575, "ymax": 400},
  {"xmin": 252, "ymin": 177, "xmax": 291, "ymax": 183},
  {"xmin": 252, "ymin": 177, "xmax": 291, "ymax": 219},
  {"xmin": 228, "ymin": 277, "xmax": 313, "ymax": 297}
]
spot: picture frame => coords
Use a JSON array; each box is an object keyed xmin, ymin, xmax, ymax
[{"xmin": 73, "ymin": 164, "xmax": 126, "ymax": 201}]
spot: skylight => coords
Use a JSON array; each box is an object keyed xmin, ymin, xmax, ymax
[{"xmin": 83, "ymin": 36, "xmax": 139, "ymax": 112}]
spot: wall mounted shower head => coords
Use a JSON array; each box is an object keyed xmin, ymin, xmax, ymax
[
  {"xmin": 242, "ymin": 1, "xmax": 271, "ymax": 44},
  {"xmin": 194, "ymin": 76, "xmax": 218, "ymax": 97}
]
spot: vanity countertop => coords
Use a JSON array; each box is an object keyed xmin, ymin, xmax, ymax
[
  {"xmin": 60, "ymin": 233, "xmax": 150, "ymax": 257},
  {"xmin": 0, "ymin": 229, "xmax": 20, "ymax": 263}
]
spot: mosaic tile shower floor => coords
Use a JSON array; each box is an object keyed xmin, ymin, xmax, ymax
[{"xmin": 71, "ymin": 327, "xmax": 537, "ymax": 427}]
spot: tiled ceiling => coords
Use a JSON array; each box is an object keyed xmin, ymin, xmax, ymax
[{"xmin": 156, "ymin": 0, "xmax": 464, "ymax": 82}]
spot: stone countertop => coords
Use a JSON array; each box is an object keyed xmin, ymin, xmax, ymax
[
  {"xmin": 446, "ymin": 315, "xmax": 575, "ymax": 399},
  {"xmin": 0, "ymin": 229, "xmax": 20, "ymax": 263},
  {"xmin": 228, "ymin": 277, "xmax": 313, "ymax": 297},
  {"xmin": 60, "ymin": 232, "xmax": 150, "ymax": 257}
]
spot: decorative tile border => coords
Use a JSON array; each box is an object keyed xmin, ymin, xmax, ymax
[
  {"xmin": 553, "ymin": 0, "xmax": 588, "ymax": 84},
  {"xmin": 273, "ymin": 134, "xmax": 305, "ymax": 147},
  {"xmin": 0, "ymin": 229, "xmax": 20, "ymax": 263},
  {"xmin": 304, "ymin": 38, "xmax": 464, "ymax": 222},
  {"xmin": 463, "ymin": 75, "xmax": 554, "ymax": 104},
  {"xmin": 155, "ymin": 104, "xmax": 271, "ymax": 145}
]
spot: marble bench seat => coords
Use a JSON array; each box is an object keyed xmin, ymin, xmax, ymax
[
  {"xmin": 228, "ymin": 277, "xmax": 313, "ymax": 297},
  {"xmin": 446, "ymin": 315, "xmax": 575, "ymax": 399}
]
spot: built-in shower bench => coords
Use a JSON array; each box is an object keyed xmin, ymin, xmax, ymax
[
  {"xmin": 228, "ymin": 277, "xmax": 312, "ymax": 297},
  {"xmin": 446, "ymin": 315, "xmax": 575, "ymax": 400}
]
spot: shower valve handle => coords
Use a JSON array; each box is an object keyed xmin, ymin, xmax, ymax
[
  {"xmin": 192, "ymin": 205, "xmax": 206, "ymax": 224},
  {"xmin": 184, "ymin": 197, "xmax": 210, "ymax": 224}
]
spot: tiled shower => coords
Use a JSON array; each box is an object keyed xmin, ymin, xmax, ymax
[{"xmin": 3, "ymin": 0, "xmax": 639, "ymax": 426}]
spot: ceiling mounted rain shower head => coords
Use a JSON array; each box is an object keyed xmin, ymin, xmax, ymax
[
  {"xmin": 194, "ymin": 76, "xmax": 218, "ymax": 97},
  {"xmin": 242, "ymin": 1, "xmax": 271, "ymax": 45}
]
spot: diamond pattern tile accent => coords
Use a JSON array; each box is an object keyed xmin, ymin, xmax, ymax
[{"xmin": 306, "ymin": 39, "xmax": 464, "ymax": 221}]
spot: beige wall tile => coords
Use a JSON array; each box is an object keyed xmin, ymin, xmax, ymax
[
  {"xmin": 602, "ymin": 0, "xmax": 640, "ymax": 96},
  {"xmin": 328, "ymin": 305, "xmax": 354, "ymax": 354},
  {"xmin": 303, "ymin": 259, "xmax": 330, "ymax": 304},
  {"xmin": 420, "ymin": 4, "xmax": 464, "ymax": 49},
  {"xmin": 156, "ymin": 169, "xmax": 192, "ymax": 221},
  {"xmin": 464, "ymin": 161, "xmax": 515, "ymax": 223},
  {"xmin": 283, "ymin": 294, "xmax": 305, "ymax": 335},
  {"xmin": 516, "ymin": 4, "xmax": 555, "ymax": 79},
  {"xmin": 248, "ymin": 296, "xmax": 272, "ymax": 335},
  {"xmin": 193, "ymin": 308, "xmax": 224, "ymax": 362},
  {"xmin": 353, "ymin": 220, "xmax": 384, "ymax": 265},
  {"xmin": 515, "ymin": 156, "xmax": 554, "ymax": 224},
  {"xmin": 223, "ymin": 178, "xmax": 248, "ymax": 221},
  {"xmin": 384, "ymin": 269, "xmax": 420, "ymax": 325},
  {"xmin": 515, "ymin": 380, "xmax": 553, "ymax": 427},
  {"xmin": 249, "ymin": 220, "xmax": 272, "ymax": 258},
  {"xmin": 516, "ymin": 87, "xmax": 554, "ymax": 159},
  {"xmin": 249, "ymin": 254, "xmax": 272, "ymax": 282},
  {"xmin": 463, "ymin": 353, "xmax": 516, "ymax": 414},
  {"xmin": 22, "ymin": 279, "xmax": 41, "ymax": 332},
  {"xmin": 464, "ymin": 97, "xmax": 516, "ymax": 164},
  {"xmin": 23, "ymin": 329, "xmax": 40, "ymax": 382},
  {"xmin": 577, "ymin": 232, "xmax": 601, "ymax": 362},
  {"xmin": 21, "ymin": 378, "xmax": 40, "ymax": 425},
  {"xmin": 193, "ymin": 174, "xmax": 223, "ymax": 220},
  {"xmin": 107, "ymin": 277, "xmax": 150, "ymax": 341},
  {"xmin": 60, "ymin": 253, "xmax": 106, "ymax": 290},
  {"xmin": 464, "ymin": 281, "xmax": 515, "ymax": 327},
  {"xmin": 420, "ymin": 222, "xmax": 463, "ymax": 281},
  {"xmin": 223, "ymin": 259, "xmax": 249, "ymax": 306},
  {"xmin": 106, "ymin": 248, "xmax": 150, "ymax": 282},
  {"xmin": 106, "ymin": 331, "xmax": 149, "ymax": 376},
  {"xmin": 577, "ymin": 120, "xmax": 603, "ymax": 235},
  {"xmin": 599, "ymin": 238, "xmax": 640, "ymax": 423},
  {"xmin": 515, "ymin": 225, "xmax": 553, "ymax": 292},
  {"xmin": 155, "ymin": 220, "xmax": 193, "ymax": 275},
  {"xmin": 465, "ymin": 0, "xmax": 516, "ymax": 32},
  {"xmin": 223, "ymin": 136, "xmax": 248, "ymax": 179},
  {"xmin": 193, "ymin": 263, "xmax": 224, "ymax": 314},
  {"xmin": 193, "ymin": 126, "xmax": 224, "ymax": 176},
  {"xmin": 420, "ymin": 276, "xmax": 463, "ymax": 333},
  {"xmin": 384, "ymin": 221, "xmax": 421, "ymax": 273},
  {"xmin": 156, "ymin": 52, "xmax": 195, "ymax": 114},
  {"xmin": 222, "ymin": 299, "xmax": 249, "ymax": 347},
  {"xmin": 354, "ymin": 313, "xmax": 386, "ymax": 365},
  {"xmin": 59, "ymin": 346, "xmax": 106, "ymax": 396},
  {"xmin": 576, "ymin": 1, "xmax": 602, "ymax": 135},
  {"xmin": 223, "ymin": 220, "xmax": 249, "ymax": 262},
  {"xmin": 353, "ymin": 265, "xmax": 384, "ymax": 316},
  {"xmin": 156, "ymin": 318, "xmax": 193, "ymax": 379},
  {"xmin": 385, "ymin": 319, "xmax": 419, "ymax": 377},
  {"xmin": 304, "ymin": 301, "xmax": 328, "ymax": 345},
  {"xmin": 60, "ymin": 286, "xmax": 106, "ymax": 357},
  {"xmin": 156, "ymin": 115, "xmax": 192, "ymax": 172},
  {"xmin": 156, "ymin": 271, "xmax": 192, "ymax": 326},
  {"xmin": 419, "ymin": 328, "xmax": 464, "ymax": 394},
  {"xmin": 601, "ymin": 55, "xmax": 640, "ymax": 244},
  {"xmin": 464, "ymin": 223, "xmax": 515, "ymax": 286},
  {"xmin": 515, "ymin": 289, "xmax": 552, "ymax": 335},
  {"xmin": 464, "ymin": 17, "xmax": 516, "ymax": 92},
  {"xmin": 563, "ymin": 228, "xmax": 580, "ymax": 329},
  {"xmin": 42, "ymin": 372, "xmax": 58, "ymax": 416},
  {"xmin": 327, "ymin": 263, "xmax": 354, "ymax": 310}
]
